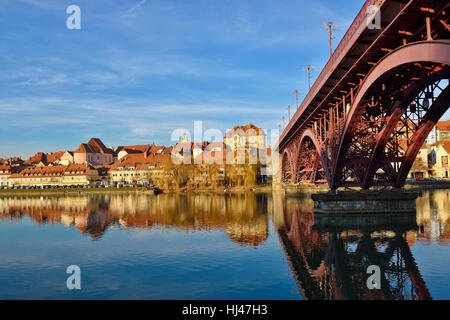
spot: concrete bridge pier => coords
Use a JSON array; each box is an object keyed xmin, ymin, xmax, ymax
[
  {"xmin": 312, "ymin": 190, "xmax": 419, "ymax": 214},
  {"xmin": 271, "ymin": 150, "xmax": 283, "ymax": 191}
]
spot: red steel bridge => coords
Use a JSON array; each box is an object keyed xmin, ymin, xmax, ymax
[{"xmin": 278, "ymin": 0, "xmax": 450, "ymax": 190}]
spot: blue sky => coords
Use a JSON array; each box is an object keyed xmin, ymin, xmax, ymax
[{"xmin": 0, "ymin": 0, "xmax": 366, "ymax": 158}]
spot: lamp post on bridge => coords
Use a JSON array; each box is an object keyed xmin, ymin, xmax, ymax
[
  {"xmin": 286, "ymin": 105, "xmax": 292, "ymax": 121},
  {"xmin": 322, "ymin": 21, "xmax": 337, "ymax": 57},
  {"xmin": 282, "ymin": 116, "xmax": 286, "ymax": 130},
  {"xmin": 292, "ymin": 90, "xmax": 301, "ymax": 110},
  {"xmin": 302, "ymin": 65, "xmax": 315, "ymax": 91}
]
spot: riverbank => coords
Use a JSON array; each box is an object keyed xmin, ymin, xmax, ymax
[
  {"xmin": 1, "ymin": 180, "xmax": 449, "ymax": 197},
  {"xmin": 0, "ymin": 187, "xmax": 156, "ymax": 197},
  {"xmin": 405, "ymin": 180, "xmax": 450, "ymax": 190}
]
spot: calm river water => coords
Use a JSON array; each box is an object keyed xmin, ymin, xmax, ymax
[{"xmin": 0, "ymin": 190, "xmax": 448, "ymax": 300}]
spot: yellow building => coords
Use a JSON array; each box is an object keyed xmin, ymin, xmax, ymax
[
  {"xmin": 224, "ymin": 124, "xmax": 267, "ymax": 164},
  {"xmin": 225, "ymin": 124, "xmax": 266, "ymax": 152},
  {"xmin": 0, "ymin": 165, "xmax": 15, "ymax": 187},
  {"xmin": 437, "ymin": 120, "xmax": 450, "ymax": 141},
  {"xmin": 109, "ymin": 153, "xmax": 169, "ymax": 186},
  {"xmin": 409, "ymin": 146, "xmax": 430, "ymax": 180},
  {"xmin": 8, "ymin": 164, "xmax": 99, "ymax": 187},
  {"xmin": 430, "ymin": 141, "xmax": 450, "ymax": 178}
]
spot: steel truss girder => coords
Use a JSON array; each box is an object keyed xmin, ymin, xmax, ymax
[
  {"xmin": 331, "ymin": 41, "xmax": 450, "ymax": 189},
  {"xmin": 281, "ymin": 41, "xmax": 450, "ymax": 189}
]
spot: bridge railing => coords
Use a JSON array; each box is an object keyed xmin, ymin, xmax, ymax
[{"xmin": 281, "ymin": 0, "xmax": 383, "ymax": 144}]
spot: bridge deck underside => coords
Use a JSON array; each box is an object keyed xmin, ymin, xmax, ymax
[{"xmin": 279, "ymin": 0, "xmax": 450, "ymax": 189}]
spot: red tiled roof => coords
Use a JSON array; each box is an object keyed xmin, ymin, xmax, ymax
[
  {"xmin": 0, "ymin": 165, "xmax": 15, "ymax": 175},
  {"xmin": 433, "ymin": 140, "xmax": 450, "ymax": 153},
  {"xmin": 122, "ymin": 149, "xmax": 142, "ymax": 155},
  {"xmin": 46, "ymin": 151, "xmax": 65, "ymax": 163},
  {"xmin": 116, "ymin": 144, "xmax": 150, "ymax": 154},
  {"xmin": 225, "ymin": 123, "xmax": 266, "ymax": 138},
  {"xmin": 148, "ymin": 145, "xmax": 164, "ymax": 154},
  {"xmin": 75, "ymin": 138, "xmax": 114, "ymax": 155},
  {"xmin": 24, "ymin": 152, "xmax": 46, "ymax": 165},
  {"xmin": 110, "ymin": 153, "xmax": 170, "ymax": 170},
  {"xmin": 75, "ymin": 143, "xmax": 93, "ymax": 153},
  {"xmin": 10, "ymin": 164, "xmax": 94, "ymax": 179},
  {"xmin": 161, "ymin": 147, "xmax": 173, "ymax": 154},
  {"xmin": 437, "ymin": 120, "xmax": 450, "ymax": 131}
]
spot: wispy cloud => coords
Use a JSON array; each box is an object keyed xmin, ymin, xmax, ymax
[
  {"xmin": 126, "ymin": 0, "xmax": 148, "ymax": 14},
  {"xmin": 0, "ymin": 0, "xmax": 372, "ymax": 157}
]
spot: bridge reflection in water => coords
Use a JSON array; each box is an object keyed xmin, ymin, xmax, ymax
[
  {"xmin": 275, "ymin": 190, "xmax": 449, "ymax": 300},
  {"xmin": 0, "ymin": 191, "xmax": 448, "ymax": 299}
]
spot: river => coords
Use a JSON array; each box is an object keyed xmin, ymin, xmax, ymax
[{"xmin": 0, "ymin": 190, "xmax": 448, "ymax": 299}]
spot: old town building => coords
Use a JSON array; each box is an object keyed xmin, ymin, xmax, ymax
[
  {"xmin": 409, "ymin": 146, "xmax": 430, "ymax": 180},
  {"xmin": 430, "ymin": 141, "xmax": 450, "ymax": 178},
  {"xmin": 224, "ymin": 124, "xmax": 267, "ymax": 165},
  {"xmin": 225, "ymin": 124, "xmax": 266, "ymax": 152},
  {"xmin": 0, "ymin": 165, "xmax": 16, "ymax": 187},
  {"xmin": 8, "ymin": 164, "xmax": 99, "ymax": 187},
  {"xmin": 74, "ymin": 138, "xmax": 114, "ymax": 166},
  {"xmin": 109, "ymin": 152, "xmax": 169, "ymax": 186},
  {"xmin": 115, "ymin": 144, "xmax": 165, "ymax": 161}
]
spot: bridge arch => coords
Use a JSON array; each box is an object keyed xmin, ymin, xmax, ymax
[
  {"xmin": 332, "ymin": 40, "xmax": 450, "ymax": 189},
  {"xmin": 296, "ymin": 129, "xmax": 330, "ymax": 184},
  {"xmin": 282, "ymin": 149, "xmax": 294, "ymax": 184},
  {"xmin": 281, "ymin": 129, "xmax": 330, "ymax": 185}
]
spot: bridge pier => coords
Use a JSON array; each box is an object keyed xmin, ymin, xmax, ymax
[
  {"xmin": 312, "ymin": 190, "xmax": 419, "ymax": 214},
  {"xmin": 271, "ymin": 150, "xmax": 283, "ymax": 191}
]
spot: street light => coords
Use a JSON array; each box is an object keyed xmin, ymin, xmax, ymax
[
  {"xmin": 292, "ymin": 90, "xmax": 301, "ymax": 109},
  {"xmin": 286, "ymin": 105, "xmax": 292, "ymax": 121},
  {"xmin": 322, "ymin": 21, "xmax": 338, "ymax": 57},
  {"xmin": 302, "ymin": 65, "xmax": 315, "ymax": 91}
]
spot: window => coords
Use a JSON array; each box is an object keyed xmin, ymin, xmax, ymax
[{"xmin": 442, "ymin": 156, "xmax": 448, "ymax": 167}]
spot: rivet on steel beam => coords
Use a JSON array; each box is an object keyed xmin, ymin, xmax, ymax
[
  {"xmin": 398, "ymin": 30, "xmax": 413, "ymax": 36},
  {"xmin": 439, "ymin": 19, "xmax": 450, "ymax": 32},
  {"xmin": 420, "ymin": 7, "xmax": 436, "ymax": 14}
]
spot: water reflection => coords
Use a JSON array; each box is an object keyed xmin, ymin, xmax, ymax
[
  {"xmin": 0, "ymin": 190, "xmax": 448, "ymax": 299},
  {"xmin": 0, "ymin": 194, "xmax": 270, "ymax": 247},
  {"xmin": 415, "ymin": 190, "xmax": 450, "ymax": 245},
  {"xmin": 278, "ymin": 190, "xmax": 449, "ymax": 300}
]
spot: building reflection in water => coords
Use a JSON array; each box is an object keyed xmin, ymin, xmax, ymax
[
  {"xmin": 414, "ymin": 190, "xmax": 450, "ymax": 245},
  {"xmin": 277, "ymin": 190, "xmax": 450, "ymax": 300},
  {"xmin": 0, "ymin": 190, "xmax": 448, "ymax": 300},
  {"xmin": 0, "ymin": 194, "xmax": 270, "ymax": 247}
]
